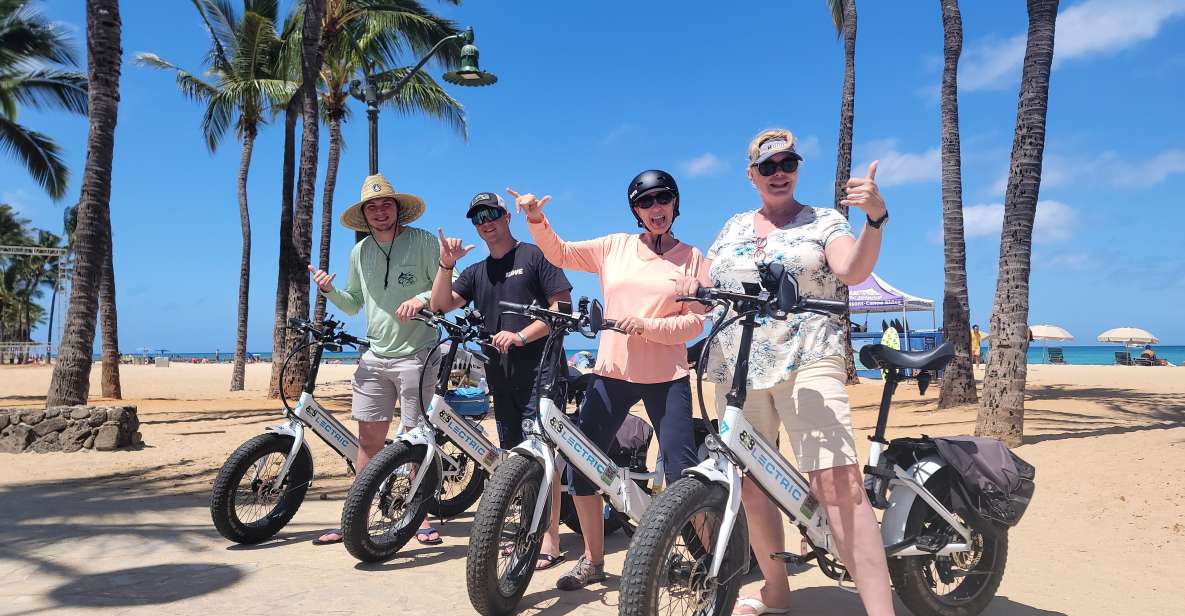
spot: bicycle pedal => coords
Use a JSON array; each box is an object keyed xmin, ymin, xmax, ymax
[
  {"xmin": 915, "ymin": 534, "xmax": 946, "ymax": 553},
  {"xmin": 770, "ymin": 551, "xmax": 816, "ymax": 566}
]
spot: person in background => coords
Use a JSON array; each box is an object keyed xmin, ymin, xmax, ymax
[{"xmin": 971, "ymin": 324, "xmax": 983, "ymax": 366}]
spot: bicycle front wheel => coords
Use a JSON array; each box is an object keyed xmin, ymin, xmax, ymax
[
  {"xmin": 619, "ymin": 476, "xmax": 748, "ymax": 616},
  {"xmin": 341, "ymin": 442, "xmax": 439, "ymax": 563},
  {"xmin": 466, "ymin": 455, "xmax": 546, "ymax": 616}
]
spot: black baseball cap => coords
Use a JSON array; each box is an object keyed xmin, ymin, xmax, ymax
[{"xmin": 466, "ymin": 192, "xmax": 507, "ymax": 217}]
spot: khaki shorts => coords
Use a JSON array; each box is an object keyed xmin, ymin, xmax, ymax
[
  {"xmin": 351, "ymin": 347, "xmax": 440, "ymax": 430},
  {"xmin": 715, "ymin": 356, "xmax": 858, "ymax": 472}
]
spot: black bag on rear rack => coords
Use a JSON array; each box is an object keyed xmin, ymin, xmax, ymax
[
  {"xmin": 934, "ymin": 436, "xmax": 1036, "ymax": 533},
  {"xmin": 607, "ymin": 414, "xmax": 654, "ymax": 473}
]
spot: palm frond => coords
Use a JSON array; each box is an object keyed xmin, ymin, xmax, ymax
[
  {"xmin": 0, "ymin": 1, "xmax": 79, "ymax": 69},
  {"xmin": 348, "ymin": 1, "xmax": 462, "ymax": 69},
  {"xmin": 243, "ymin": 0, "xmax": 279, "ymax": 22},
  {"xmin": 200, "ymin": 91, "xmax": 237, "ymax": 152},
  {"xmin": 134, "ymin": 52, "xmax": 218, "ymax": 102},
  {"xmin": 0, "ymin": 114, "xmax": 67, "ymax": 199},
  {"xmin": 5, "ymin": 69, "xmax": 87, "ymax": 114},
  {"xmin": 191, "ymin": 0, "xmax": 237, "ymax": 70},
  {"xmin": 825, "ymin": 0, "xmax": 846, "ymax": 36},
  {"xmin": 374, "ymin": 67, "xmax": 466, "ymax": 141}
]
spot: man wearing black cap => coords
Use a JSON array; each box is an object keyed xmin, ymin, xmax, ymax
[{"xmin": 431, "ymin": 191, "xmax": 572, "ymax": 569}]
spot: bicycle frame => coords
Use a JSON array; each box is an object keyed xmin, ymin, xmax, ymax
[{"xmin": 681, "ymin": 272, "xmax": 973, "ymax": 581}]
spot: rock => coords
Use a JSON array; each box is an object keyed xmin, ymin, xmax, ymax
[
  {"xmin": 127, "ymin": 412, "xmax": 140, "ymax": 434},
  {"xmin": 108, "ymin": 408, "xmax": 126, "ymax": 425},
  {"xmin": 0, "ymin": 414, "xmax": 9, "ymax": 431},
  {"xmin": 33, "ymin": 417, "xmax": 68, "ymax": 437},
  {"xmin": 30, "ymin": 433, "xmax": 61, "ymax": 453},
  {"xmin": 0, "ymin": 425, "xmax": 34, "ymax": 453},
  {"xmin": 22, "ymin": 411, "xmax": 44, "ymax": 425},
  {"xmin": 62, "ymin": 423, "xmax": 91, "ymax": 449},
  {"xmin": 70, "ymin": 408, "xmax": 91, "ymax": 420},
  {"xmin": 83, "ymin": 435, "xmax": 95, "ymax": 449},
  {"xmin": 94, "ymin": 424, "xmax": 121, "ymax": 451},
  {"xmin": 88, "ymin": 409, "xmax": 108, "ymax": 426},
  {"xmin": 45, "ymin": 408, "xmax": 61, "ymax": 419},
  {"xmin": 132, "ymin": 431, "xmax": 143, "ymax": 446}
]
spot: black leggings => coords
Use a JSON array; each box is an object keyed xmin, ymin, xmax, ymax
[{"xmin": 568, "ymin": 375, "xmax": 698, "ymax": 496}]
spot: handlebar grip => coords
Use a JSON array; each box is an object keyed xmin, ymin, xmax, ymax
[
  {"xmin": 801, "ymin": 298, "xmax": 848, "ymax": 315},
  {"xmin": 603, "ymin": 318, "xmax": 618, "ymax": 328},
  {"xmin": 498, "ymin": 300, "xmax": 530, "ymax": 313}
]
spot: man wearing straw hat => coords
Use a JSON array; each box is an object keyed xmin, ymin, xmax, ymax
[{"xmin": 308, "ymin": 173, "xmax": 444, "ymax": 545}]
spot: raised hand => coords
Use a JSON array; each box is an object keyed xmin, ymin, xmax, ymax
[
  {"xmin": 506, "ymin": 187, "xmax": 551, "ymax": 223},
  {"xmin": 840, "ymin": 160, "xmax": 886, "ymax": 219},
  {"xmin": 308, "ymin": 264, "xmax": 336, "ymax": 293},
  {"xmin": 437, "ymin": 227, "xmax": 475, "ymax": 269}
]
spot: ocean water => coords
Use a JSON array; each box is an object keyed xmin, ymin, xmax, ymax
[{"xmin": 100, "ymin": 345, "xmax": 1185, "ymax": 367}]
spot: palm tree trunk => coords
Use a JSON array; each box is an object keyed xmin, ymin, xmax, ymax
[
  {"xmin": 313, "ymin": 112, "xmax": 342, "ymax": 326},
  {"xmin": 283, "ymin": 0, "xmax": 327, "ymax": 398},
  {"xmin": 268, "ymin": 100, "xmax": 299, "ymax": 398},
  {"xmin": 977, "ymin": 0, "xmax": 1059, "ymax": 447},
  {"xmin": 937, "ymin": 0, "xmax": 976, "ymax": 408},
  {"xmin": 832, "ymin": 0, "xmax": 859, "ymax": 385},
  {"xmin": 47, "ymin": 0, "xmax": 121, "ymax": 407},
  {"xmin": 99, "ymin": 211, "xmax": 121, "ymax": 398},
  {"xmin": 230, "ymin": 129, "xmax": 256, "ymax": 391}
]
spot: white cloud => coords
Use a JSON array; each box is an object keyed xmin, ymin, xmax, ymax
[
  {"xmin": 599, "ymin": 124, "xmax": 633, "ymax": 147},
  {"xmin": 682, "ymin": 153, "xmax": 724, "ymax": 178},
  {"xmin": 1045, "ymin": 252, "xmax": 1093, "ymax": 270},
  {"xmin": 856, "ymin": 139, "xmax": 940, "ymax": 186},
  {"xmin": 962, "ymin": 200, "xmax": 1076, "ymax": 243},
  {"xmin": 962, "ymin": 0, "xmax": 1185, "ymax": 91},
  {"xmin": 990, "ymin": 148, "xmax": 1185, "ymax": 191},
  {"xmin": 795, "ymin": 135, "xmax": 821, "ymax": 160}
]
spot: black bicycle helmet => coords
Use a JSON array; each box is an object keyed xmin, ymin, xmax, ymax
[{"xmin": 627, "ymin": 169, "xmax": 680, "ymax": 229}]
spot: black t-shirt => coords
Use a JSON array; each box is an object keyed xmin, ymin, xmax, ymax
[{"xmin": 453, "ymin": 242, "xmax": 572, "ymax": 344}]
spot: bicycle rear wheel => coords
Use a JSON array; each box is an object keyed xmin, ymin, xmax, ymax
[{"xmin": 341, "ymin": 442, "xmax": 439, "ymax": 563}]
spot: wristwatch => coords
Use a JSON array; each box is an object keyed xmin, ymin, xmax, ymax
[{"xmin": 867, "ymin": 211, "xmax": 889, "ymax": 229}]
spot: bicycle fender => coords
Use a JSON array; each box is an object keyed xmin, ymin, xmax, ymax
[
  {"xmin": 509, "ymin": 441, "xmax": 558, "ymax": 535},
  {"xmin": 881, "ymin": 455, "xmax": 947, "ymax": 546},
  {"xmin": 266, "ymin": 421, "xmax": 314, "ymax": 485},
  {"xmin": 682, "ymin": 456, "xmax": 731, "ymax": 486}
]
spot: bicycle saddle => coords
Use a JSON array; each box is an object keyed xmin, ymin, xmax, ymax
[{"xmin": 859, "ymin": 342, "xmax": 955, "ymax": 371}]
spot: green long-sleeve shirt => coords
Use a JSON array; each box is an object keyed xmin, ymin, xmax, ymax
[{"xmin": 322, "ymin": 227, "xmax": 439, "ymax": 358}]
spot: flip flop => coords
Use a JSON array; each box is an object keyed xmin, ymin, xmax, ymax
[
  {"xmin": 732, "ymin": 597, "xmax": 791, "ymax": 616},
  {"xmin": 535, "ymin": 553, "xmax": 566, "ymax": 571},
  {"xmin": 312, "ymin": 529, "xmax": 343, "ymax": 545},
  {"xmin": 415, "ymin": 527, "xmax": 443, "ymax": 546}
]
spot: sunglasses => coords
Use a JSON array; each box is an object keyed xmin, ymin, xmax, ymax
[
  {"xmin": 469, "ymin": 207, "xmax": 506, "ymax": 225},
  {"xmin": 754, "ymin": 157, "xmax": 799, "ymax": 177},
  {"xmin": 632, "ymin": 190, "xmax": 676, "ymax": 209}
]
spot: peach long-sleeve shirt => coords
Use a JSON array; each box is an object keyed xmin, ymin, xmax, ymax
[{"xmin": 528, "ymin": 215, "xmax": 705, "ymax": 384}]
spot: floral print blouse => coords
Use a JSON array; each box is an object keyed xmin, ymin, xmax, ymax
[{"xmin": 703, "ymin": 206, "xmax": 853, "ymax": 390}]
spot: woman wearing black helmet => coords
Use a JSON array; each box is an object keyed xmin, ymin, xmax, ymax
[{"xmin": 507, "ymin": 171, "xmax": 705, "ymax": 591}]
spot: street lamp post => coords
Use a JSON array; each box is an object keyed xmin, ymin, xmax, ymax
[{"xmin": 348, "ymin": 25, "xmax": 497, "ymax": 177}]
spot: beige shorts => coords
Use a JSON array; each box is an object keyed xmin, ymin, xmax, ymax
[
  {"xmin": 715, "ymin": 356, "xmax": 858, "ymax": 472},
  {"xmin": 351, "ymin": 347, "xmax": 440, "ymax": 430}
]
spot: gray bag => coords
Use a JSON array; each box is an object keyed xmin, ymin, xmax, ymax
[{"xmin": 934, "ymin": 436, "xmax": 1036, "ymax": 530}]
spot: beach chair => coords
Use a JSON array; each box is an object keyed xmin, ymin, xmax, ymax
[
  {"xmin": 1114, "ymin": 351, "xmax": 1133, "ymax": 366},
  {"xmin": 1047, "ymin": 347, "xmax": 1066, "ymax": 364}
]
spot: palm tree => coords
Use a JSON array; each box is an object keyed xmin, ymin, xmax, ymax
[
  {"xmin": 309, "ymin": 0, "xmax": 466, "ymax": 326},
  {"xmin": 977, "ymin": 0, "xmax": 1059, "ymax": 447},
  {"xmin": 282, "ymin": 0, "xmax": 327, "ymax": 398},
  {"xmin": 826, "ymin": 0, "xmax": 859, "ymax": 384},
  {"xmin": 98, "ymin": 205, "xmax": 119, "ymax": 397},
  {"xmin": 268, "ymin": 14, "xmax": 301, "ymax": 398},
  {"xmin": 46, "ymin": 0, "xmax": 122, "ymax": 407},
  {"xmin": 0, "ymin": 0, "xmax": 88, "ymax": 200},
  {"xmin": 137, "ymin": 0, "xmax": 295, "ymax": 391},
  {"xmin": 937, "ymin": 0, "xmax": 977, "ymax": 408}
]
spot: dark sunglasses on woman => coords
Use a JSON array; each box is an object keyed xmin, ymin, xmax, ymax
[
  {"xmin": 632, "ymin": 190, "xmax": 676, "ymax": 209},
  {"xmin": 755, "ymin": 157, "xmax": 799, "ymax": 177},
  {"xmin": 469, "ymin": 207, "xmax": 506, "ymax": 225}
]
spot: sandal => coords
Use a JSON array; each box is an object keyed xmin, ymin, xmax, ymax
[
  {"xmin": 535, "ymin": 553, "xmax": 566, "ymax": 571},
  {"xmin": 732, "ymin": 597, "xmax": 790, "ymax": 615},
  {"xmin": 415, "ymin": 527, "xmax": 443, "ymax": 545},
  {"xmin": 311, "ymin": 529, "xmax": 343, "ymax": 545}
]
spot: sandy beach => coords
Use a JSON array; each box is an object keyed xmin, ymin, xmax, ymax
[{"xmin": 1, "ymin": 362, "xmax": 1182, "ymax": 615}]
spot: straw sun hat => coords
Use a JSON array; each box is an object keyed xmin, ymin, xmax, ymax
[{"xmin": 340, "ymin": 173, "xmax": 425, "ymax": 232}]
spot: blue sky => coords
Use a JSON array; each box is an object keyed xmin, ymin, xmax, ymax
[{"xmin": 7, "ymin": 0, "xmax": 1185, "ymax": 353}]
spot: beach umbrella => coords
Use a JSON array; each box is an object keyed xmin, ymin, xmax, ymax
[
  {"xmin": 1096, "ymin": 327, "xmax": 1158, "ymax": 345},
  {"xmin": 1029, "ymin": 324, "xmax": 1073, "ymax": 341}
]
